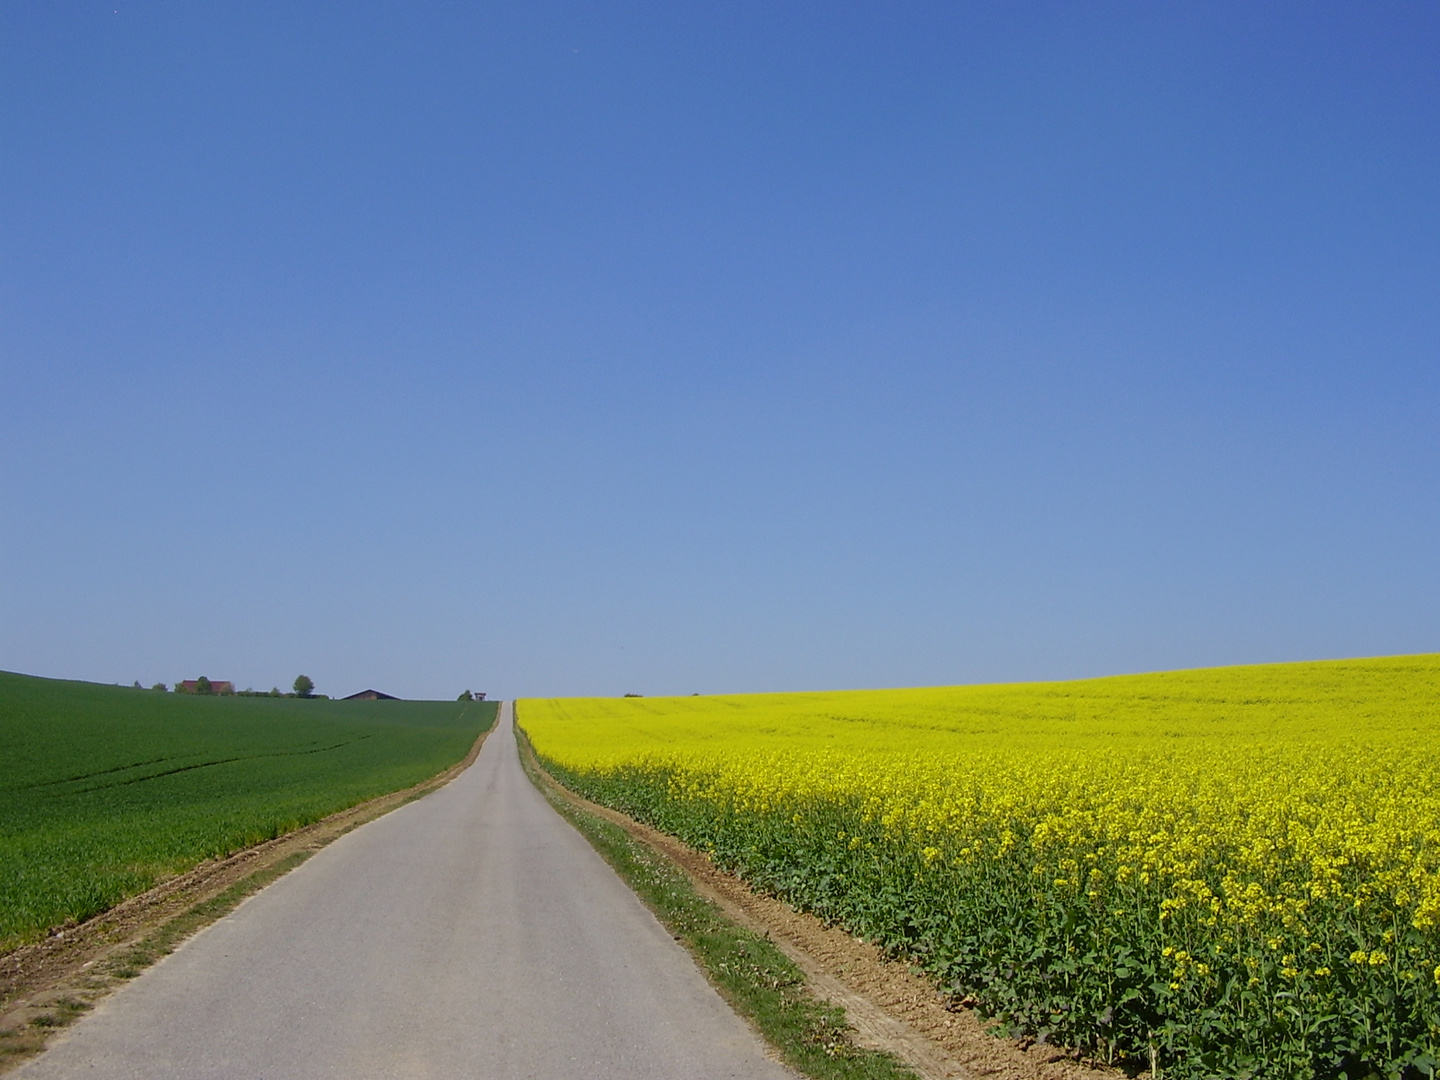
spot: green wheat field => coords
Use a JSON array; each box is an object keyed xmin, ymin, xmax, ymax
[{"xmin": 0, "ymin": 671, "xmax": 494, "ymax": 951}]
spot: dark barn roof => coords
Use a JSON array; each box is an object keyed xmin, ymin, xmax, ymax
[{"xmin": 342, "ymin": 689, "xmax": 399, "ymax": 701}]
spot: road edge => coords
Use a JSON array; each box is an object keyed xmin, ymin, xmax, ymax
[{"xmin": 514, "ymin": 713, "xmax": 930, "ymax": 1080}]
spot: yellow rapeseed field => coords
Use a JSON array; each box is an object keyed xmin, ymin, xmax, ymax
[{"xmin": 520, "ymin": 655, "xmax": 1440, "ymax": 1079}]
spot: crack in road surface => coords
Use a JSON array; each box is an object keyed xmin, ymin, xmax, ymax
[{"xmin": 15, "ymin": 703, "xmax": 796, "ymax": 1080}]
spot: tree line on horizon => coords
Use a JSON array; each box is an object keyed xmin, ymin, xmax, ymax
[{"xmin": 136, "ymin": 674, "xmax": 323, "ymax": 698}]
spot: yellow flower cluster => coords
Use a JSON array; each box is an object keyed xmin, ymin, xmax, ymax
[{"xmin": 520, "ymin": 654, "xmax": 1440, "ymax": 1075}]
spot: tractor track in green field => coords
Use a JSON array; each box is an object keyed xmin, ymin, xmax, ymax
[
  {"xmin": 9, "ymin": 738, "xmax": 376, "ymax": 795},
  {"xmin": 41, "ymin": 737, "xmax": 378, "ymax": 796}
]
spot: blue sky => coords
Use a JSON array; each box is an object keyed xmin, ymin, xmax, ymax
[{"xmin": 2, "ymin": 2, "xmax": 1437, "ymax": 699}]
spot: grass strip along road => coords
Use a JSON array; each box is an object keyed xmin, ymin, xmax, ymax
[
  {"xmin": 0, "ymin": 671, "xmax": 494, "ymax": 952},
  {"xmin": 517, "ymin": 721, "xmax": 918, "ymax": 1080}
]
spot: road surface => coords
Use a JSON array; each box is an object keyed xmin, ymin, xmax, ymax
[{"xmin": 19, "ymin": 703, "xmax": 795, "ymax": 1080}]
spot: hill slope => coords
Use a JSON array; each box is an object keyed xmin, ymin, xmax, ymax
[{"xmin": 0, "ymin": 672, "xmax": 494, "ymax": 951}]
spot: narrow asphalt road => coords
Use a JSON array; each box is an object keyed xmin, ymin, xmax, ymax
[{"xmin": 19, "ymin": 703, "xmax": 795, "ymax": 1080}]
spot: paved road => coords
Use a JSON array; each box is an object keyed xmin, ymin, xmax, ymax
[{"xmin": 20, "ymin": 703, "xmax": 795, "ymax": 1080}]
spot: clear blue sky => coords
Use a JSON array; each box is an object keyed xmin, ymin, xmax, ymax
[{"xmin": 2, "ymin": 2, "xmax": 1436, "ymax": 700}]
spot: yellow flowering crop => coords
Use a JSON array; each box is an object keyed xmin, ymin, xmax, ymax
[{"xmin": 520, "ymin": 655, "xmax": 1440, "ymax": 1078}]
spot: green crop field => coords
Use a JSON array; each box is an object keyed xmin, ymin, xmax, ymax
[{"xmin": 0, "ymin": 671, "xmax": 495, "ymax": 952}]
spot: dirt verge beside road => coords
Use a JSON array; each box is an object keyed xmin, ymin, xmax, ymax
[
  {"xmin": 527, "ymin": 760, "xmax": 1119, "ymax": 1080},
  {"xmin": 0, "ymin": 723, "xmax": 495, "ymax": 1073}
]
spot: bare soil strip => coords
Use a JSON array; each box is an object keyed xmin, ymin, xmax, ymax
[
  {"xmin": 528, "ymin": 762, "xmax": 1121, "ymax": 1080},
  {"xmin": 0, "ymin": 724, "xmax": 495, "ymax": 1073}
]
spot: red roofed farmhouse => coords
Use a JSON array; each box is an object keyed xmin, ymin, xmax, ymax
[{"xmin": 178, "ymin": 679, "xmax": 234, "ymax": 695}]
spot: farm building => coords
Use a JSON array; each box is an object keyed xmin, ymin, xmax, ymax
[
  {"xmin": 342, "ymin": 689, "xmax": 399, "ymax": 701},
  {"xmin": 178, "ymin": 679, "xmax": 234, "ymax": 695}
]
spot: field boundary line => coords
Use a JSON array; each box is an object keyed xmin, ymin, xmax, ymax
[
  {"xmin": 0, "ymin": 716, "xmax": 498, "ymax": 1073},
  {"xmin": 518, "ymin": 729, "xmax": 1118, "ymax": 1080}
]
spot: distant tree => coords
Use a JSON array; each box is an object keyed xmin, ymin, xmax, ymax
[
  {"xmin": 269, "ymin": 687, "xmax": 281, "ymax": 697},
  {"xmin": 293, "ymin": 674, "xmax": 315, "ymax": 699},
  {"xmin": 132, "ymin": 680, "xmax": 143, "ymax": 689},
  {"xmin": 458, "ymin": 689, "xmax": 474, "ymax": 701},
  {"xmin": 195, "ymin": 675, "xmax": 213, "ymax": 695},
  {"xmin": 152, "ymin": 683, "xmax": 167, "ymax": 692}
]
